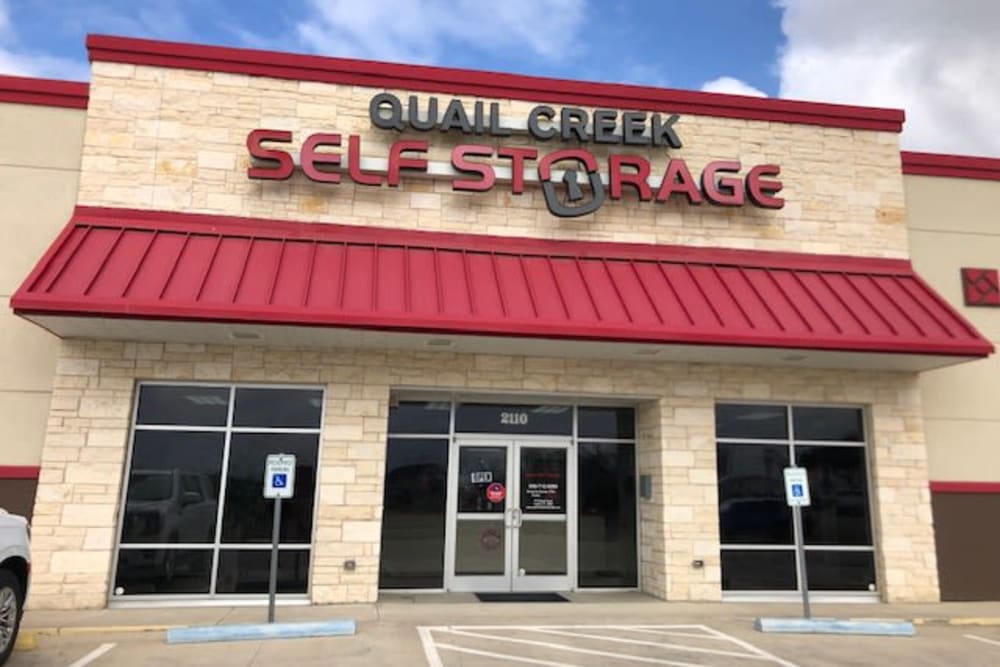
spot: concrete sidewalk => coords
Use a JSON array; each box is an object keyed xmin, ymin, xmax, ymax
[{"xmin": 19, "ymin": 593, "xmax": 1000, "ymax": 640}]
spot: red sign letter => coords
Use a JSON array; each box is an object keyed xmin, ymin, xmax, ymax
[
  {"xmin": 301, "ymin": 133, "xmax": 342, "ymax": 183},
  {"xmin": 497, "ymin": 147, "xmax": 538, "ymax": 194},
  {"xmin": 745, "ymin": 164, "xmax": 784, "ymax": 209},
  {"xmin": 609, "ymin": 154, "xmax": 652, "ymax": 201},
  {"xmin": 452, "ymin": 145, "xmax": 497, "ymax": 192},
  {"xmin": 656, "ymin": 159, "xmax": 703, "ymax": 204},
  {"xmin": 247, "ymin": 129, "xmax": 293, "ymax": 180},
  {"xmin": 348, "ymin": 135, "xmax": 383, "ymax": 186},
  {"xmin": 388, "ymin": 140, "xmax": 429, "ymax": 186},
  {"xmin": 702, "ymin": 160, "xmax": 745, "ymax": 206}
]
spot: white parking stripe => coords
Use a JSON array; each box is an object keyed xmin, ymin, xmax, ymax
[
  {"xmin": 524, "ymin": 627, "xmax": 772, "ymax": 660},
  {"xmin": 436, "ymin": 642, "xmax": 582, "ymax": 666},
  {"xmin": 965, "ymin": 634, "xmax": 1000, "ymax": 647},
  {"xmin": 700, "ymin": 626, "xmax": 799, "ymax": 667},
  {"xmin": 624, "ymin": 627, "xmax": 737, "ymax": 641},
  {"xmin": 66, "ymin": 643, "xmax": 116, "ymax": 667},
  {"xmin": 418, "ymin": 626, "xmax": 445, "ymax": 667},
  {"xmin": 437, "ymin": 627, "xmax": 706, "ymax": 666}
]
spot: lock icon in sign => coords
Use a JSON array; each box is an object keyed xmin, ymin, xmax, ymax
[{"xmin": 538, "ymin": 149, "xmax": 606, "ymax": 218}]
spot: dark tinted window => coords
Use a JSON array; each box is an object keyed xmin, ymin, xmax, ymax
[
  {"xmin": 716, "ymin": 404, "xmax": 788, "ymax": 440},
  {"xmin": 121, "ymin": 431, "xmax": 224, "ymax": 544},
  {"xmin": 797, "ymin": 446, "xmax": 872, "ymax": 545},
  {"xmin": 114, "ymin": 549, "xmax": 213, "ymax": 595},
  {"xmin": 233, "ymin": 388, "xmax": 323, "ymax": 428},
  {"xmin": 578, "ymin": 407, "xmax": 635, "ymax": 439},
  {"xmin": 136, "ymin": 385, "xmax": 229, "ymax": 426},
  {"xmin": 455, "ymin": 403, "xmax": 572, "ymax": 435},
  {"xmin": 388, "ymin": 402, "xmax": 451, "ymax": 434},
  {"xmin": 216, "ymin": 550, "xmax": 310, "ymax": 594},
  {"xmin": 379, "ymin": 438, "xmax": 449, "ymax": 589},
  {"xmin": 578, "ymin": 442, "xmax": 637, "ymax": 587},
  {"xmin": 221, "ymin": 433, "xmax": 318, "ymax": 543},
  {"xmin": 793, "ymin": 407, "xmax": 864, "ymax": 442},
  {"xmin": 721, "ymin": 550, "xmax": 796, "ymax": 591},
  {"xmin": 805, "ymin": 550, "xmax": 876, "ymax": 591},
  {"xmin": 717, "ymin": 443, "xmax": 791, "ymax": 544}
]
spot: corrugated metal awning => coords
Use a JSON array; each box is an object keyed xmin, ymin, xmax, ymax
[{"xmin": 11, "ymin": 206, "xmax": 993, "ymax": 362}]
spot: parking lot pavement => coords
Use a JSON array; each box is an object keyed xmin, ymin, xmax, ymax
[
  {"xmin": 10, "ymin": 608, "xmax": 1000, "ymax": 666},
  {"xmin": 419, "ymin": 623, "xmax": 795, "ymax": 666}
]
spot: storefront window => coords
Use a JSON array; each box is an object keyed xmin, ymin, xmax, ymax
[
  {"xmin": 716, "ymin": 404, "xmax": 875, "ymax": 593},
  {"xmin": 113, "ymin": 383, "xmax": 322, "ymax": 599}
]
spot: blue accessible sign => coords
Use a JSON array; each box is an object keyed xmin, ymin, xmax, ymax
[{"xmin": 264, "ymin": 454, "xmax": 296, "ymax": 499}]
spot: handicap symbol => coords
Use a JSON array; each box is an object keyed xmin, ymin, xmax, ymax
[
  {"xmin": 791, "ymin": 483, "xmax": 803, "ymax": 497},
  {"xmin": 272, "ymin": 473, "xmax": 287, "ymax": 488}
]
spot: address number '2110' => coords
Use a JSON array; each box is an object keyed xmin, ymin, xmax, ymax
[{"xmin": 500, "ymin": 412, "xmax": 529, "ymax": 425}]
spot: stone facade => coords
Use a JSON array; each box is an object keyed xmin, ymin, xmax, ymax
[
  {"xmin": 26, "ymin": 338, "xmax": 938, "ymax": 609},
  {"xmin": 77, "ymin": 62, "xmax": 909, "ymax": 258}
]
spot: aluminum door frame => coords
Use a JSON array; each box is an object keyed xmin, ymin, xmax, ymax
[{"xmin": 444, "ymin": 435, "xmax": 575, "ymax": 593}]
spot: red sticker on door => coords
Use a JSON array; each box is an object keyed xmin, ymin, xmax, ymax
[{"xmin": 486, "ymin": 482, "xmax": 506, "ymax": 503}]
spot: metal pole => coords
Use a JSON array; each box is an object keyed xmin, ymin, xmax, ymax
[
  {"xmin": 793, "ymin": 504, "xmax": 811, "ymax": 619},
  {"xmin": 267, "ymin": 496, "xmax": 282, "ymax": 623}
]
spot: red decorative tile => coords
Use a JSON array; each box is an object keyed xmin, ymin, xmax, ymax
[{"xmin": 962, "ymin": 268, "xmax": 1000, "ymax": 306}]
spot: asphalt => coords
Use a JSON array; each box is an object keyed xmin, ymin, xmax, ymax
[{"xmin": 19, "ymin": 592, "xmax": 1000, "ymax": 638}]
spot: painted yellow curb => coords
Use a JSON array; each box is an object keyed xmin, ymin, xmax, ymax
[
  {"xmin": 912, "ymin": 617, "xmax": 1000, "ymax": 626},
  {"xmin": 22, "ymin": 624, "xmax": 176, "ymax": 637},
  {"xmin": 14, "ymin": 631, "xmax": 38, "ymax": 651}
]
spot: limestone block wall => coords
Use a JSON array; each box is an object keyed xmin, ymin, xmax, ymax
[
  {"xmin": 75, "ymin": 61, "xmax": 910, "ymax": 258},
  {"xmin": 27, "ymin": 339, "xmax": 938, "ymax": 609}
]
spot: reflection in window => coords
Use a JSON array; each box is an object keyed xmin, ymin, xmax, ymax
[
  {"xmin": 715, "ymin": 403, "xmax": 873, "ymax": 593},
  {"xmin": 578, "ymin": 442, "xmax": 637, "ymax": 587},
  {"xmin": 116, "ymin": 384, "xmax": 322, "ymax": 599},
  {"xmin": 379, "ymin": 438, "xmax": 449, "ymax": 589}
]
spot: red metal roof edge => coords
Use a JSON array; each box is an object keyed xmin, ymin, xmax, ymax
[
  {"xmin": 901, "ymin": 151, "xmax": 1000, "ymax": 181},
  {"xmin": 0, "ymin": 74, "xmax": 89, "ymax": 109},
  {"xmin": 930, "ymin": 481, "xmax": 1000, "ymax": 494},
  {"xmin": 85, "ymin": 34, "xmax": 905, "ymax": 133},
  {"xmin": 65, "ymin": 205, "xmax": 918, "ymax": 275},
  {"xmin": 0, "ymin": 465, "xmax": 41, "ymax": 480}
]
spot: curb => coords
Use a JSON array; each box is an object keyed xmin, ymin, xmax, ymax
[
  {"xmin": 15, "ymin": 624, "xmax": 175, "ymax": 650},
  {"xmin": 912, "ymin": 617, "xmax": 1000, "ymax": 627}
]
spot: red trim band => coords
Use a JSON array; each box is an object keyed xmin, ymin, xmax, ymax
[
  {"xmin": 930, "ymin": 481, "xmax": 1000, "ymax": 494},
  {"xmin": 901, "ymin": 151, "xmax": 1000, "ymax": 181},
  {"xmin": 0, "ymin": 465, "xmax": 41, "ymax": 480},
  {"xmin": 0, "ymin": 75, "xmax": 89, "ymax": 109},
  {"xmin": 86, "ymin": 34, "xmax": 905, "ymax": 133}
]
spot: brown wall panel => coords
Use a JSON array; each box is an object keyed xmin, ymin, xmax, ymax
[
  {"xmin": 932, "ymin": 492, "xmax": 1000, "ymax": 600},
  {"xmin": 0, "ymin": 478, "xmax": 38, "ymax": 520}
]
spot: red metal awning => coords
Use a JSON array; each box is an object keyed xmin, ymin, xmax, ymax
[{"xmin": 12, "ymin": 206, "xmax": 993, "ymax": 360}]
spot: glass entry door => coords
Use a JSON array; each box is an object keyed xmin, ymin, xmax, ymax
[{"xmin": 446, "ymin": 438, "xmax": 573, "ymax": 592}]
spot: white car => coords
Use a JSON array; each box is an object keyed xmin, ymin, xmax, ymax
[{"xmin": 0, "ymin": 509, "xmax": 29, "ymax": 666}]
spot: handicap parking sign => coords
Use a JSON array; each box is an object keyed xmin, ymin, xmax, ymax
[
  {"xmin": 791, "ymin": 483, "xmax": 803, "ymax": 497},
  {"xmin": 783, "ymin": 467, "xmax": 811, "ymax": 507},
  {"xmin": 264, "ymin": 454, "xmax": 296, "ymax": 499}
]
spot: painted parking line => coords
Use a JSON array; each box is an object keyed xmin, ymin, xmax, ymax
[
  {"xmin": 418, "ymin": 624, "xmax": 797, "ymax": 666},
  {"xmin": 66, "ymin": 643, "xmax": 116, "ymax": 667},
  {"xmin": 965, "ymin": 634, "xmax": 1000, "ymax": 647}
]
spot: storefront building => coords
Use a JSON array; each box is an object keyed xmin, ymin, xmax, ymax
[{"xmin": 0, "ymin": 35, "xmax": 997, "ymax": 609}]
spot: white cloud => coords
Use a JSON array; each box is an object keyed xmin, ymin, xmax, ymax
[
  {"xmin": 775, "ymin": 0, "xmax": 1000, "ymax": 155},
  {"xmin": 296, "ymin": 0, "xmax": 586, "ymax": 64},
  {"xmin": 0, "ymin": 0, "xmax": 87, "ymax": 79},
  {"xmin": 700, "ymin": 76, "xmax": 767, "ymax": 98}
]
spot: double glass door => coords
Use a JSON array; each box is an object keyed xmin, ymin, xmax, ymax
[{"xmin": 446, "ymin": 438, "xmax": 574, "ymax": 592}]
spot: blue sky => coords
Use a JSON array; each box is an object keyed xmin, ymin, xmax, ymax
[{"xmin": 1, "ymin": 0, "xmax": 998, "ymax": 155}]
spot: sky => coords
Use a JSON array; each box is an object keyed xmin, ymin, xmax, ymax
[{"xmin": 1, "ymin": 0, "xmax": 998, "ymax": 156}]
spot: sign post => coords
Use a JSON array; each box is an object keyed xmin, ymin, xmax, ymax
[
  {"xmin": 783, "ymin": 467, "xmax": 812, "ymax": 619},
  {"xmin": 264, "ymin": 453, "xmax": 296, "ymax": 624}
]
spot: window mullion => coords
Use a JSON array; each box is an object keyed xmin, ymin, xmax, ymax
[{"xmin": 209, "ymin": 385, "xmax": 237, "ymax": 597}]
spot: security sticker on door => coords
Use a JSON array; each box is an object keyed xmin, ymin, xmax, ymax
[
  {"xmin": 783, "ymin": 467, "xmax": 810, "ymax": 507},
  {"xmin": 264, "ymin": 454, "xmax": 296, "ymax": 499}
]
